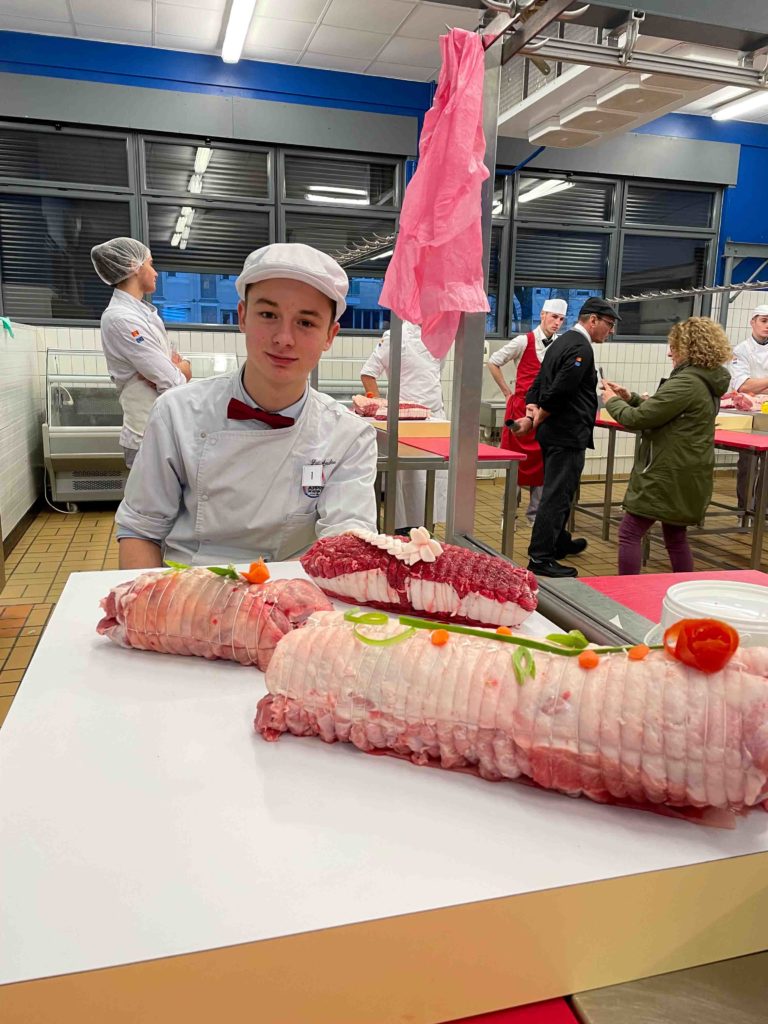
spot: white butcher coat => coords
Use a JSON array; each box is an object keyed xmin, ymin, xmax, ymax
[
  {"xmin": 115, "ymin": 370, "xmax": 378, "ymax": 564},
  {"xmin": 730, "ymin": 332, "xmax": 768, "ymax": 391},
  {"xmin": 99, "ymin": 289, "xmax": 186, "ymax": 450},
  {"xmin": 361, "ymin": 322, "xmax": 447, "ymax": 529}
]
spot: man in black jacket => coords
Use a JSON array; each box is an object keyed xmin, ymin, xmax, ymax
[{"xmin": 521, "ymin": 297, "xmax": 620, "ymax": 578}]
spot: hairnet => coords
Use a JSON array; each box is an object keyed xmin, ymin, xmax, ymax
[{"xmin": 90, "ymin": 237, "xmax": 151, "ymax": 286}]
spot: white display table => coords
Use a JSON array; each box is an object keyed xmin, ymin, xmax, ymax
[{"xmin": 0, "ymin": 564, "xmax": 766, "ymax": 1023}]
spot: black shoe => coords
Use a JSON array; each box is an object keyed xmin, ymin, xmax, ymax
[
  {"xmin": 527, "ymin": 559, "xmax": 578, "ymax": 578},
  {"xmin": 555, "ymin": 538, "xmax": 588, "ymax": 558}
]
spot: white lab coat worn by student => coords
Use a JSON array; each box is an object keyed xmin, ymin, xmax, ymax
[
  {"xmin": 730, "ymin": 331, "xmax": 768, "ymax": 509},
  {"xmin": 99, "ymin": 289, "xmax": 186, "ymax": 452},
  {"xmin": 361, "ymin": 321, "xmax": 447, "ymax": 529},
  {"xmin": 116, "ymin": 370, "xmax": 378, "ymax": 564}
]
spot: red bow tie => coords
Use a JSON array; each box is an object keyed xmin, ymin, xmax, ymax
[{"xmin": 227, "ymin": 398, "xmax": 295, "ymax": 428}]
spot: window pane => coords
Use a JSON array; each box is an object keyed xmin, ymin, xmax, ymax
[
  {"xmin": 147, "ymin": 203, "xmax": 270, "ymax": 324},
  {"xmin": 619, "ymin": 234, "xmax": 709, "ymax": 335},
  {"xmin": 511, "ymin": 287, "xmax": 602, "ymax": 334},
  {"xmin": 488, "ymin": 224, "xmax": 502, "ymax": 334},
  {"xmin": 285, "ymin": 211, "xmax": 396, "ymax": 330},
  {"xmin": 0, "ymin": 128, "xmax": 129, "ymax": 187},
  {"xmin": 514, "ymin": 228, "xmax": 608, "ymax": 288},
  {"xmin": 284, "ymin": 154, "xmax": 397, "ymax": 207},
  {"xmin": 516, "ymin": 176, "xmax": 614, "ymax": 222},
  {"xmin": 625, "ymin": 185, "xmax": 714, "ymax": 228},
  {"xmin": 0, "ymin": 195, "xmax": 130, "ymax": 319},
  {"xmin": 144, "ymin": 141, "xmax": 270, "ymax": 200}
]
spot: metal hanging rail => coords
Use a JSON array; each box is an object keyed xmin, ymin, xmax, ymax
[
  {"xmin": 330, "ymin": 232, "xmax": 396, "ymax": 269},
  {"xmin": 608, "ymin": 280, "xmax": 768, "ymax": 304}
]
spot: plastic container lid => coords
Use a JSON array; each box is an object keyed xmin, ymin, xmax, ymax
[{"xmin": 659, "ymin": 580, "xmax": 768, "ymax": 647}]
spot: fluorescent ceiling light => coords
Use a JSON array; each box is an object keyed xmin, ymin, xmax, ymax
[
  {"xmin": 170, "ymin": 232, "xmax": 182, "ymax": 247},
  {"xmin": 222, "ymin": 0, "xmax": 258, "ymax": 64},
  {"xmin": 175, "ymin": 215, "xmax": 186, "ymax": 233},
  {"xmin": 188, "ymin": 174, "xmax": 203, "ymax": 194},
  {"xmin": 712, "ymin": 89, "xmax": 768, "ymax": 121},
  {"xmin": 304, "ymin": 193, "xmax": 369, "ymax": 205},
  {"xmin": 307, "ymin": 185, "xmax": 368, "ymax": 196},
  {"xmin": 194, "ymin": 147, "xmax": 212, "ymax": 174},
  {"xmin": 370, "ymin": 249, "xmax": 394, "ymax": 261},
  {"xmin": 518, "ymin": 179, "xmax": 573, "ymax": 204},
  {"xmin": 181, "ymin": 206, "xmax": 193, "ymax": 218},
  {"xmin": 179, "ymin": 238, "xmax": 188, "ymax": 250}
]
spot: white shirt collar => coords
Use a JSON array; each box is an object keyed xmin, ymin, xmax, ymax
[
  {"xmin": 572, "ymin": 321, "xmax": 592, "ymax": 342},
  {"xmin": 234, "ymin": 367, "xmax": 309, "ymax": 419},
  {"xmin": 751, "ymin": 334, "xmax": 768, "ymax": 347},
  {"xmin": 111, "ymin": 288, "xmax": 158, "ymax": 317}
]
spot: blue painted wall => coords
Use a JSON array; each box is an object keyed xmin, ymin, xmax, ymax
[
  {"xmin": 637, "ymin": 113, "xmax": 768, "ymax": 282},
  {"xmin": 0, "ymin": 31, "xmax": 432, "ymax": 120}
]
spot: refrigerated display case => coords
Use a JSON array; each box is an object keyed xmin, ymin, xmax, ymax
[{"xmin": 42, "ymin": 349, "xmax": 239, "ymax": 508}]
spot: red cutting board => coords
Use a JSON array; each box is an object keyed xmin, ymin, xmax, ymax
[
  {"xmin": 582, "ymin": 570, "xmax": 768, "ymax": 622},
  {"xmin": 399, "ymin": 436, "xmax": 525, "ymax": 460},
  {"xmin": 444, "ymin": 997, "xmax": 578, "ymax": 1024}
]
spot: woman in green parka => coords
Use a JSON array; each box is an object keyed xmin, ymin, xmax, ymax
[{"xmin": 602, "ymin": 317, "xmax": 732, "ymax": 575}]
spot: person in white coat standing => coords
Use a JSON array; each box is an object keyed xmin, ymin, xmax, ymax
[
  {"xmin": 729, "ymin": 303, "xmax": 768, "ymax": 513},
  {"xmin": 360, "ymin": 320, "xmax": 447, "ymax": 531},
  {"xmin": 91, "ymin": 237, "xmax": 191, "ymax": 468},
  {"xmin": 115, "ymin": 243, "xmax": 378, "ymax": 569}
]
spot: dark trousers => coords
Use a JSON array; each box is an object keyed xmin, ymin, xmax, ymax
[{"xmin": 528, "ymin": 444, "xmax": 586, "ymax": 562}]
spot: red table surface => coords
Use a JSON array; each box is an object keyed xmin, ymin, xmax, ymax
[
  {"xmin": 399, "ymin": 436, "xmax": 525, "ymax": 461},
  {"xmin": 582, "ymin": 570, "xmax": 768, "ymax": 622},
  {"xmin": 444, "ymin": 997, "xmax": 578, "ymax": 1024},
  {"xmin": 595, "ymin": 415, "xmax": 768, "ymax": 451}
]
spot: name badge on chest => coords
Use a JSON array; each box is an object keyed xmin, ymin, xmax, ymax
[{"xmin": 302, "ymin": 463, "xmax": 324, "ymax": 498}]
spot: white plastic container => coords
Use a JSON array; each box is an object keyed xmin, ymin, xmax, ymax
[{"xmin": 658, "ymin": 581, "xmax": 768, "ymax": 648}]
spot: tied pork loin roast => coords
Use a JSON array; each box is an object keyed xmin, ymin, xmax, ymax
[
  {"xmin": 256, "ymin": 612, "xmax": 768, "ymax": 825},
  {"xmin": 351, "ymin": 395, "xmax": 430, "ymax": 420},
  {"xmin": 300, "ymin": 529, "xmax": 538, "ymax": 628},
  {"xmin": 97, "ymin": 567, "xmax": 332, "ymax": 671}
]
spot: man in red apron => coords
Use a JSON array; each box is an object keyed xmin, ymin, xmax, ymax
[{"xmin": 487, "ymin": 298, "xmax": 567, "ymax": 521}]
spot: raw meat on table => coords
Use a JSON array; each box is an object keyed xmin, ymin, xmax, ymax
[
  {"xmin": 351, "ymin": 395, "xmax": 430, "ymax": 420},
  {"xmin": 256, "ymin": 612, "xmax": 768, "ymax": 825},
  {"xmin": 300, "ymin": 530, "xmax": 538, "ymax": 627},
  {"xmin": 720, "ymin": 391, "xmax": 768, "ymax": 412},
  {"xmin": 97, "ymin": 568, "xmax": 332, "ymax": 671}
]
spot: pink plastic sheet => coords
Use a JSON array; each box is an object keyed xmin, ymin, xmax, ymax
[{"xmin": 379, "ymin": 28, "xmax": 490, "ymax": 358}]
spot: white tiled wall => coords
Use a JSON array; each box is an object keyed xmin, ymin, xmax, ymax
[
  {"xmin": 0, "ymin": 322, "xmax": 42, "ymax": 540},
  {"xmin": 711, "ymin": 288, "xmax": 768, "ymax": 344}
]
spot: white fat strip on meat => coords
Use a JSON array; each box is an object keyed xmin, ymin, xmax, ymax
[{"xmin": 257, "ymin": 612, "xmax": 768, "ymax": 818}]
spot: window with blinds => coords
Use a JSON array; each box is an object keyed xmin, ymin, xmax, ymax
[
  {"xmin": 147, "ymin": 204, "xmax": 270, "ymax": 325},
  {"xmin": 618, "ymin": 234, "xmax": 709, "ymax": 335},
  {"xmin": 516, "ymin": 176, "xmax": 615, "ymax": 223},
  {"xmin": 144, "ymin": 141, "xmax": 271, "ymax": 201},
  {"xmin": 0, "ymin": 195, "xmax": 131, "ymax": 320},
  {"xmin": 283, "ymin": 154, "xmax": 398, "ymax": 208},
  {"xmin": 0, "ymin": 128, "xmax": 129, "ymax": 188},
  {"xmin": 624, "ymin": 185, "xmax": 714, "ymax": 229},
  {"xmin": 514, "ymin": 229, "xmax": 608, "ymax": 288}
]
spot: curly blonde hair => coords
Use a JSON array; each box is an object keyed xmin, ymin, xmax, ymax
[{"xmin": 668, "ymin": 317, "xmax": 732, "ymax": 369}]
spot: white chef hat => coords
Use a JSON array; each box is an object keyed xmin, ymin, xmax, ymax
[
  {"xmin": 542, "ymin": 298, "xmax": 568, "ymax": 316},
  {"xmin": 751, "ymin": 304, "xmax": 768, "ymax": 319},
  {"xmin": 235, "ymin": 243, "xmax": 348, "ymax": 321},
  {"xmin": 90, "ymin": 237, "xmax": 151, "ymax": 286}
]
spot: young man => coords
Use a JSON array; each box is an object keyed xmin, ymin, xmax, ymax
[
  {"xmin": 486, "ymin": 298, "xmax": 567, "ymax": 523},
  {"xmin": 729, "ymin": 303, "xmax": 768, "ymax": 513},
  {"xmin": 360, "ymin": 320, "xmax": 447, "ymax": 530},
  {"xmin": 521, "ymin": 296, "xmax": 620, "ymax": 578},
  {"xmin": 91, "ymin": 237, "xmax": 191, "ymax": 468},
  {"xmin": 115, "ymin": 243, "xmax": 378, "ymax": 569}
]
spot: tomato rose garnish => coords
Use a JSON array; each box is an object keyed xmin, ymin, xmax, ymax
[{"xmin": 663, "ymin": 618, "xmax": 739, "ymax": 674}]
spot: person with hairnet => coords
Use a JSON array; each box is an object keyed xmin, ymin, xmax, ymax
[{"xmin": 91, "ymin": 237, "xmax": 191, "ymax": 468}]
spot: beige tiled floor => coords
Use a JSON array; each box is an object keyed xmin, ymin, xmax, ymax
[{"xmin": 0, "ymin": 470, "xmax": 765, "ymax": 728}]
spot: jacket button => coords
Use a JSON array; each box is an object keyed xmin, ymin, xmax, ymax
[
  {"xmin": 201, "ymin": 494, "xmax": 208, "ymax": 502},
  {"xmin": 200, "ymin": 432, "xmax": 207, "ymax": 439}
]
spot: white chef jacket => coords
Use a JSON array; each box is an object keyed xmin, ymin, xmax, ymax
[
  {"xmin": 361, "ymin": 322, "xmax": 446, "ymax": 416},
  {"xmin": 115, "ymin": 369, "xmax": 378, "ymax": 564},
  {"xmin": 99, "ymin": 289, "xmax": 186, "ymax": 449},
  {"xmin": 730, "ymin": 333, "xmax": 768, "ymax": 391},
  {"xmin": 487, "ymin": 324, "xmax": 554, "ymax": 370},
  {"xmin": 361, "ymin": 322, "xmax": 447, "ymax": 528}
]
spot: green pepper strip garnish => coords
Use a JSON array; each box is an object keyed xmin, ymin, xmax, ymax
[
  {"xmin": 344, "ymin": 608, "xmax": 389, "ymax": 626},
  {"xmin": 353, "ymin": 625, "xmax": 417, "ymax": 647},
  {"xmin": 164, "ymin": 560, "xmax": 190, "ymax": 571},
  {"xmin": 397, "ymin": 615, "xmax": 662, "ymax": 656},
  {"xmin": 512, "ymin": 647, "xmax": 536, "ymax": 686},
  {"xmin": 207, "ymin": 565, "xmax": 240, "ymax": 580},
  {"xmin": 545, "ymin": 629, "xmax": 588, "ymax": 650}
]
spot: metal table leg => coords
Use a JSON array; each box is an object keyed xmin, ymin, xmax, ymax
[
  {"xmin": 749, "ymin": 451, "xmax": 767, "ymax": 569},
  {"xmin": 425, "ymin": 470, "xmax": 436, "ymax": 532},
  {"xmin": 501, "ymin": 461, "xmax": 518, "ymax": 558},
  {"xmin": 602, "ymin": 428, "xmax": 617, "ymax": 540}
]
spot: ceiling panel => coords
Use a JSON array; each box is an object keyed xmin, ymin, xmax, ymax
[
  {"xmin": 0, "ymin": 15, "xmax": 73, "ymax": 35},
  {"xmin": 156, "ymin": 30, "xmax": 224, "ymax": 51},
  {"xmin": 70, "ymin": 0, "xmax": 152, "ymax": 32},
  {"xmin": 299, "ymin": 53, "xmax": 371, "ymax": 73},
  {"xmin": 376, "ymin": 34, "xmax": 441, "ymax": 66},
  {"xmin": 246, "ymin": 16, "xmax": 314, "ymax": 51},
  {"xmin": 160, "ymin": 0, "xmax": 227, "ymax": 9},
  {"xmin": 155, "ymin": 3, "xmax": 223, "ymax": 37},
  {"xmin": 256, "ymin": 0, "xmax": 328, "ymax": 21},
  {"xmin": 399, "ymin": 2, "xmax": 480, "ymax": 39},
  {"xmin": 307, "ymin": 25, "xmax": 390, "ymax": 61},
  {"xmin": 241, "ymin": 43, "xmax": 302, "ymax": 64},
  {"xmin": 3, "ymin": 0, "xmax": 70, "ymax": 21},
  {"xmin": 79, "ymin": 26, "xmax": 154, "ymax": 45},
  {"xmin": 323, "ymin": 0, "xmax": 416, "ymax": 35},
  {"xmin": 367, "ymin": 60, "xmax": 437, "ymax": 81}
]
